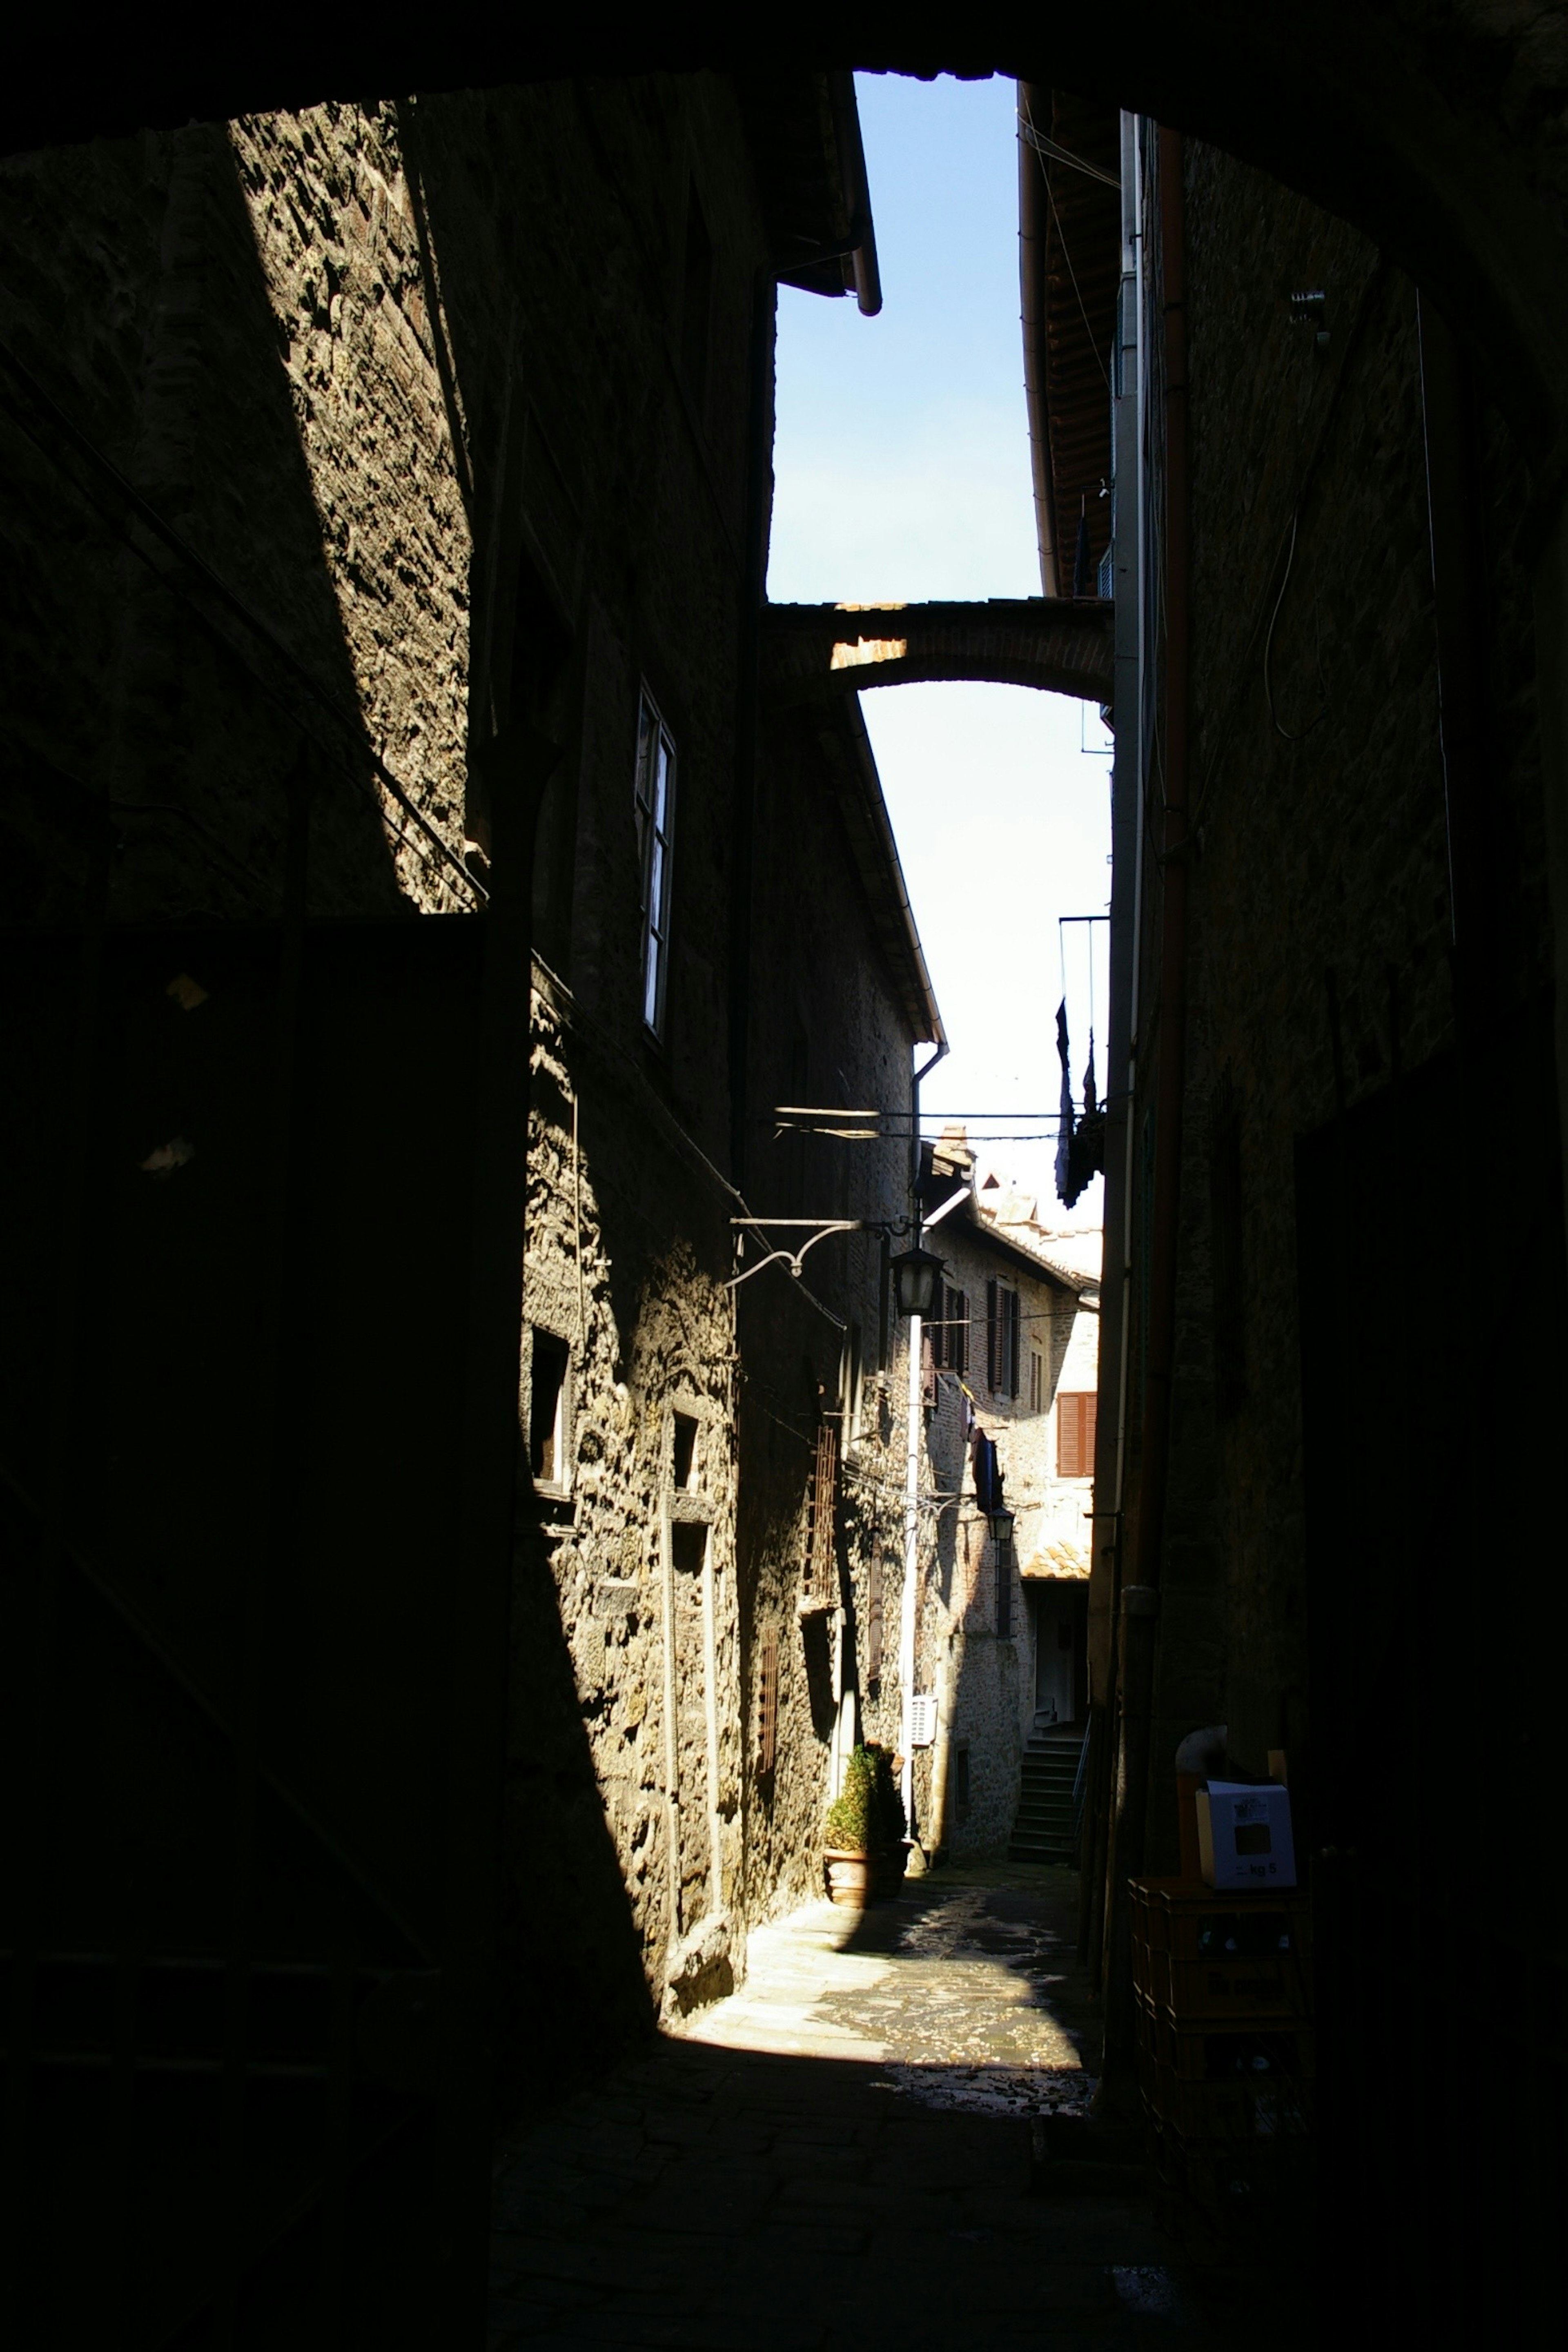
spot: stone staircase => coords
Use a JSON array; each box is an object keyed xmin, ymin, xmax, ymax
[{"xmin": 1009, "ymin": 1717, "xmax": 1087, "ymax": 1863}]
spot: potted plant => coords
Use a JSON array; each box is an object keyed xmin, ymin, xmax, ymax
[{"xmin": 823, "ymin": 1744, "xmax": 908, "ymax": 1905}]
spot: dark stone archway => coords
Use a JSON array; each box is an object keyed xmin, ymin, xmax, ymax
[
  {"xmin": 762, "ymin": 598, "xmax": 1114, "ymax": 708},
  {"xmin": 8, "ymin": 14, "xmax": 1568, "ymax": 478}
]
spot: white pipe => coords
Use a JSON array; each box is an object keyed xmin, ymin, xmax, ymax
[
  {"xmin": 899, "ymin": 1038, "xmax": 948, "ymax": 1837},
  {"xmin": 899, "ymin": 1292, "xmax": 922, "ymax": 1833}
]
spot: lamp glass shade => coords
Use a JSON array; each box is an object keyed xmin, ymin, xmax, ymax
[
  {"xmin": 988, "ymin": 1506, "xmax": 1016, "ymax": 1546},
  {"xmin": 890, "ymin": 1243, "xmax": 944, "ymax": 1319}
]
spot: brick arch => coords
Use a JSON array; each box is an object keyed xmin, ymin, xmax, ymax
[{"xmin": 761, "ymin": 598, "xmax": 1114, "ymax": 708}]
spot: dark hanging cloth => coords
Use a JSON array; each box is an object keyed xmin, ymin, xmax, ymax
[
  {"xmin": 1054, "ymin": 999, "xmax": 1074, "ymax": 1203},
  {"xmin": 1071, "ymin": 499, "xmax": 1092, "ymax": 598},
  {"xmin": 1065, "ymin": 1029, "xmax": 1106, "ymax": 1202},
  {"xmin": 971, "ymin": 1429, "xmax": 1001, "ymax": 1515}
]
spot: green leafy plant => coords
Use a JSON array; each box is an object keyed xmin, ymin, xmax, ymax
[{"xmin": 824, "ymin": 1743, "xmax": 906, "ymax": 1853}]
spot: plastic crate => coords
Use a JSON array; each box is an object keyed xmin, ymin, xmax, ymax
[
  {"xmin": 1136, "ymin": 2035, "xmax": 1314, "ymax": 2141},
  {"xmin": 1130, "ymin": 1875, "xmax": 1312, "ymax": 2023},
  {"xmin": 1147, "ymin": 2114, "xmax": 1315, "ymax": 2265},
  {"xmin": 1134, "ymin": 1993, "xmax": 1315, "ymax": 2082}
]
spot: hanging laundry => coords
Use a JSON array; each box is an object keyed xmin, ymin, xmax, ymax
[
  {"xmin": 971, "ymin": 1428, "xmax": 1002, "ymax": 1515},
  {"xmin": 1054, "ymin": 999, "xmax": 1074, "ymax": 1204},
  {"xmin": 1058, "ymin": 1010, "xmax": 1105, "ymax": 1208}
]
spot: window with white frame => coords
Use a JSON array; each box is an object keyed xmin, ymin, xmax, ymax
[{"xmin": 634, "ymin": 689, "xmax": 676, "ymax": 1037}]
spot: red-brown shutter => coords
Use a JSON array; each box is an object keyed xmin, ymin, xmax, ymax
[
  {"xmin": 757, "ymin": 1630, "xmax": 779, "ymax": 1773},
  {"xmin": 800, "ymin": 1420, "xmax": 838, "ymax": 1612},
  {"xmin": 1057, "ymin": 1392, "xmax": 1097, "ymax": 1477}
]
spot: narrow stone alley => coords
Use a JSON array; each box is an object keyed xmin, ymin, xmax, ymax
[{"xmin": 488, "ymin": 1867, "xmax": 1239, "ymax": 2350}]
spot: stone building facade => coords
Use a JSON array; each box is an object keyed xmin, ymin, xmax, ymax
[
  {"xmin": 0, "ymin": 74, "xmax": 943, "ymax": 2145},
  {"xmin": 1038, "ymin": 97, "xmax": 1567, "ymax": 2331},
  {"xmin": 909, "ymin": 1138, "xmax": 1099, "ymax": 1862}
]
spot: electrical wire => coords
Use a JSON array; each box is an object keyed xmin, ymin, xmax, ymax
[
  {"xmin": 1261, "ymin": 510, "xmax": 1328, "ymax": 743},
  {"xmin": 1019, "ymin": 100, "xmax": 1112, "ymax": 398}
]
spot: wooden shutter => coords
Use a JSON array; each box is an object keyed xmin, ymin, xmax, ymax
[
  {"xmin": 955, "ymin": 1288, "xmax": 968, "ymax": 1377},
  {"xmin": 866, "ymin": 1564, "xmax": 884, "ymax": 1684},
  {"xmin": 1058, "ymin": 1391, "xmax": 1097, "ymax": 1477},
  {"xmin": 986, "ymin": 1279, "xmax": 999, "ymax": 1390},
  {"xmin": 800, "ymin": 1419, "xmax": 838, "ymax": 1612},
  {"xmin": 1007, "ymin": 1290, "xmax": 1021, "ymax": 1399},
  {"xmin": 757, "ymin": 1629, "xmax": 779, "ymax": 1773}
]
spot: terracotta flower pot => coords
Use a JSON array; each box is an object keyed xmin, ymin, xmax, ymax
[{"xmin": 823, "ymin": 1848, "xmax": 871, "ymax": 1907}]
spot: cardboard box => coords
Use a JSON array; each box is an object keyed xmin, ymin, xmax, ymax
[{"xmin": 1196, "ymin": 1782, "xmax": 1297, "ymax": 1891}]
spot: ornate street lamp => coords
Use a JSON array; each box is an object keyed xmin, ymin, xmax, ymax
[
  {"xmin": 988, "ymin": 1504, "xmax": 1016, "ymax": 1555},
  {"xmin": 889, "ymin": 1243, "xmax": 945, "ymax": 1320}
]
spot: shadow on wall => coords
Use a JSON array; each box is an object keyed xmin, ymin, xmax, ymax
[
  {"xmin": 496, "ymin": 1516, "xmax": 658, "ymax": 2109},
  {"xmin": 0, "ymin": 98, "xmax": 664, "ymax": 2331}
]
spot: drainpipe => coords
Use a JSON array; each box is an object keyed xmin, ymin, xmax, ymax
[
  {"xmin": 898, "ymin": 1039, "xmax": 948, "ymax": 1837},
  {"xmin": 1018, "ymin": 79, "xmax": 1060, "ymax": 597},
  {"xmin": 1098, "ymin": 124, "xmax": 1191, "ymax": 2110},
  {"xmin": 727, "ymin": 268, "xmax": 776, "ymax": 1190},
  {"xmin": 1081, "ymin": 107, "xmax": 1145, "ymax": 1982},
  {"xmin": 902, "ymin": 1169, "xmax": 965, "ymax": 1853},
  {"xmin": 828, "ymin": 71, "xmax": 883, "ymax": 319}
]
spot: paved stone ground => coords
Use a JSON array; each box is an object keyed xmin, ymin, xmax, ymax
[{"xmin": 488, "ymin": 1866, "xmax": 1239, "ymax": 2351}]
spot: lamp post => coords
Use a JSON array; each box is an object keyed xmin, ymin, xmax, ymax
[
  {"xmin": 890, "ymin": 1238, "xmax": 944, "ymax": 1845},
  {"xmin": 889, "ymin": 1243, "xmax": 944, "ymax": 1321}
]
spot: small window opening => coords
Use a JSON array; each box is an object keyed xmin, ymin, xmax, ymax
[
  {"xmin": 986, "ymin": 1280, "xmax": 1021, "ymax": 1397},
  {"xmin": 634, "ymin": 689, "xmax": 676, "ymax": 1038},
  {"xmin": 866, "ymin": 1550, "xmax": 884, "ymax": 1686},
  {"xmin": 672, "ymin": 1410, "xmax": 699, "ymax": 1490},
  {"xmin": 934, "ymin": 1285, "xmax": 969, "ymax": 1376},
  {"xmin": 1029, "ymin": 1348, "xmax": 1044, "ymax": 1414},
  {"xmin": 757, "ymin": 1629, "xmax": 779, "ymax": 1775},
  {"xmin": 672, "ymin": 1519, "xmax": 707, "ymax": 1575},
  {"xmin": 530, "ymin": 1329, "xmax": 570, "ymax": 1488}
]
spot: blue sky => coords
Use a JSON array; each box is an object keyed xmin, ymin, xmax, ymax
[{"xmin": 766, "ymin": 72, "xmax": 1110, "ymax": 1226}]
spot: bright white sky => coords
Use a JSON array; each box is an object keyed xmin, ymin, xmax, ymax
[{"xmin": 767, "ymin": 72, "xmax": 1110, "ymax": 1228}]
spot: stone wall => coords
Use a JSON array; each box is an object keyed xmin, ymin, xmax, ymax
[
  {"xmin": 1126, "ymin": 134, "xmax": 1551, "ymax": 1870},
  {"xmin": 0, "ymin": 80, "xmax": 943, "ymax": 2094},
  {"xmin": 735, "ymin": 699, "xmax": 932, "ymax": 1918},
  {"xmin": 899, "ymin": 1197, "xmax": 1098, "ymax": 1862}
]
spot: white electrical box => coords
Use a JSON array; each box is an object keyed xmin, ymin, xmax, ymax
[
  {"xmin": 908, "ymin": 1694, "xmax": 938, "ymax": 1747},
  {"xmin": 1196, "ymin": 1781, "xmax": 1298, "ymax": 1890}
]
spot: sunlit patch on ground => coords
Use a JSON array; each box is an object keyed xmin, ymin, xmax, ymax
[{"xmin": 677, "ymin": 1870, "xmax": 1097, "ymax": 2108}]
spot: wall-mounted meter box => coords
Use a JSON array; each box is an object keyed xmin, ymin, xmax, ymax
[
  {"xmin": 1196, "ymin": 1781, "xmax": 1297, "ymax": 1890},
  {"xmin": 909, "ymin": 1694, "xmax": 938, "ymax": 1747}
]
